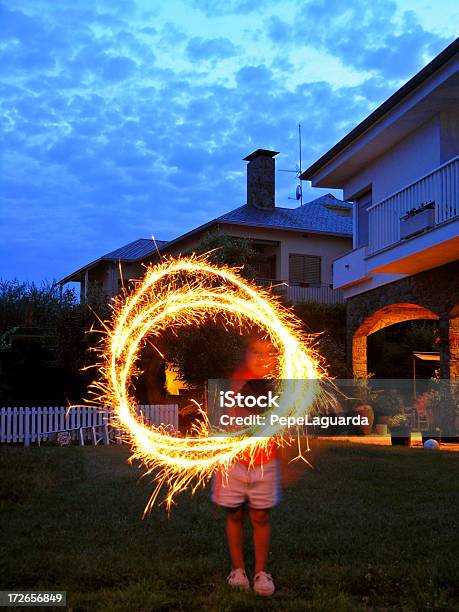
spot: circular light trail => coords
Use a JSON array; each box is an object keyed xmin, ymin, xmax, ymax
[{"xmin": 98, "ymin": 255, "xmax": 323, "ymax": 511}]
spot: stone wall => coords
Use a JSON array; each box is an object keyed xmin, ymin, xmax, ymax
[{"xmin": 347, "ymin": 260, "xmax": 459, "ymax": 378}]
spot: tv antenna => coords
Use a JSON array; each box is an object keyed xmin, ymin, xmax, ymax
[{"xmin": 280, "ymin": 123, "xmax": 303, "ymax": 206}]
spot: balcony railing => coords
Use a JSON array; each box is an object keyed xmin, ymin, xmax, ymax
[
  {"xmin": 368, "ymin": 154, "xmax": 459, "ymax": 254},
  {"xmin": 256, "ymin": 279, "xmax": 344, "ymax": 304}
]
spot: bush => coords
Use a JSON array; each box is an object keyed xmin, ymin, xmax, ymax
[
  {"xmin": 293, "ymin": 302, "xmax": 348, "ymax": 377},
  {"xmin": 164, "ymin": 321, "xmax": 247, "ymax": 388},
  {"xmin": 0, "ymin": 279, "xmax": 106, "ymax": 405}
]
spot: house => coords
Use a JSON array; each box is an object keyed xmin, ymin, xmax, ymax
[
  {"xmin": 301, "ymin": 38, "xmax": 459, "ymax": 379},
  {"xmin": 60, "ymin": 149, "xmax": 353, "ymax": 305},
  {"xmin": 59, "ymin": 238, "xmax": 168, "ymax": 303}
]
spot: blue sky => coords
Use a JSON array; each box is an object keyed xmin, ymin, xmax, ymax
[{"xmin": 1, "ymin": 0, "xmax": 457, "ymax": 283}]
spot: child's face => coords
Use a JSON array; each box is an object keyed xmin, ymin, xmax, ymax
[{"xmin": 245, "ymin": 339, "xmax": 277, "ymax": 377}]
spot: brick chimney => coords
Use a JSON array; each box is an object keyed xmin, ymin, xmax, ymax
[{"xmin": 243, "ymin": 149, "xmax": 279, "ymax": 210}]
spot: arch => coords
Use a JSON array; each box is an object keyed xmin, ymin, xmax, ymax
[{"xmin": 352, "ymin": 303, "xmax": 439, "ymax": 377}]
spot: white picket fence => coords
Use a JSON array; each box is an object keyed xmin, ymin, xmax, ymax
[{"xmin": 0, "ymin": 405, "xmax": 178, "ymax": 446}]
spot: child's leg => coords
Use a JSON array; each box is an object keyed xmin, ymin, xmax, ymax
[
  {"xmin": 249, "ymin": 508, "xmax": 270, "ymax": 574},
  {"xmin": 226, "ymin": 506, "xmax": 245, "ymax": 570}
]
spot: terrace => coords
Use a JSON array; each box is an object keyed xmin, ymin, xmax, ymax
[{"xmin": 334, "ymin": 155, "xmax": 459, "ymax": 288}]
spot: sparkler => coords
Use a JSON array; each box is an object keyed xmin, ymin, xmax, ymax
[{"xmin": 94, "ymin": 255, "xmax": 325, "ymax": 512}]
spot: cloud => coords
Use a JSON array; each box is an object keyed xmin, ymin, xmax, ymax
[
  {"xmin": 186, "ymin": 37, "xmax": 236, "ymax": 62},
  {"xmin": 0, "ymin": 0, "xmax": 455, "ymax": 283},
  {"xmin": 236, "ymin": 65, "xmax": 273, "ymax": 87},
  {"xmin": 101, "ymin": 55, "xmax": 137, "ymax": 80},
  {"xmin": 296, "ymin": 0, "xmax": 453, "ymax": 80},
  {"xmin": 0, "ymin": 4, "xmax": 41, "ymax": 40},
  {"xmin": 266, "ymin": 16, "xmax": 291, "ymax": 44},
  {"xmin": 191, "ymin": 0, "xmax": 272, "ymax": 16}
]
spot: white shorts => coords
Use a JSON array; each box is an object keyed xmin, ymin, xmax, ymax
[{"xmin": 212, "ymin": 459, "xmax": 281, "ymax": 509}]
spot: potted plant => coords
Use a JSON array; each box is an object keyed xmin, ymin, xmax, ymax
[
  {"xmin": 416, "ymin": 390, "xmax": 441, "ymax": 444},
  {"xmin": 418, "ymin": 374, "xmax": 458, "ymax": 444},
  {"xmin": 374, "ymin": 389, "xmax": 404, "ymax": 435},
  {"xmin": 388, "ymin": 414, "xmax": 411, "ymax": 446},
  {"xmin": 424, "ymin": 378, "xmax": 459, "ymax": 444},
  {"xmin": 353, "ymin": 374, "xmax": 379, "ymax": 435},
  {"xmin": 400, "ymin": 201, "xmax": 435, "ymax": 240},
  {"xmin": 442, "ymin": 381, "xmax": 459, "ymax": 443}
]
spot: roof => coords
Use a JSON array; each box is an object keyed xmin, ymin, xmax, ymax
[
  {"xmin": 60, "ymin": 195, "xmax": 351, "ymax": 285},
  {"xmin": 217, "ymin": 193, "xmax": 352, "ymax": 235},
  {"xmin": 102, "ymin": 238, "xmax": 167, "ymax": 261},
  {"xmin": 300, "ymin": 37, "xmax": 459, "ymax": 180},
  {"xmin": 59, "ymin": 238, "xmax": 168, "ymax": 284},
  {"xmin": 160, "ymin": 193, "xmax": 352, "ymax": 255}
]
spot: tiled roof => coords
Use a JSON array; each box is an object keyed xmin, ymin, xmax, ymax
[
  {"xmin": 60, "ymin": 194, "xmax": 351, "ymax": 285},
  {"xmin": 217, "ymin": 193, "xmax": 352, "ymax": 235},
  {"xmin": 102, "ymin": 238, "xmax": 168, "ymax": 261},
  {"xmin": 59, "ymin": 238, "xmax": 168, "ymax": 284}
]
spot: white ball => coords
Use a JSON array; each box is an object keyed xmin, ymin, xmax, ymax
[{"xmin": 424, "ymin": 439, "xmax": 440, "ymax": 450}]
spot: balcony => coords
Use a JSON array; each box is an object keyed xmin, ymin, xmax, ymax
[
  {"xmin": 256, "ymin": 279, "xmax": 344, "ymax": 304},
  {"xmin": 333, "ymin": 155, "xmax": 459, "ymax": 291},
  {"xmin": 332, "ymin": 246, "xmax": 370, "ymax": 289},
  {"xmin": 366, "ymin": 154, "xmax": 459, "ymax": 274}
]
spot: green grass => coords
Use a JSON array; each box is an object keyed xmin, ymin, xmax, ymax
[{"xmin": 1, "ymin": 442, "xmax": 458, "ymax": 611}]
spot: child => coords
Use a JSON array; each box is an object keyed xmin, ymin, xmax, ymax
[{"xmin": 212, "ymin": 338, "xmax": 279, "ymax": 597}]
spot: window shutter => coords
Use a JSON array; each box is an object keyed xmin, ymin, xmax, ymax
[{"xmin": 289, "ymin": 254, "xmax": 321, "ymax": 285}]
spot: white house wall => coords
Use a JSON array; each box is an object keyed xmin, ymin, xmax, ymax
[
  {"xmin": 86, "ymin": 261, "xmax": 145, "ymax": 298},
  {"xmin": 214, "ymin": 225, "xmax": 351, "ymax": 284},
  {"xmin": 440, "ymin": 109, "xmax": 459, "ymax": 163},
  {"xmin": 343, "ymin": 116, "xmax": 441, "ymax": 202},
  {"xmin": 159, "ymin": 224, "xmax": 351, "ymax": 285},
  {"xmin": 309, "ymin": 52, "xmax": 459, "ymax": 190}
]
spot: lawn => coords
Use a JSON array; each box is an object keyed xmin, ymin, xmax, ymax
[{"xmin": 1, "ymin": 442, "xmax": 458, "ymax": 611}]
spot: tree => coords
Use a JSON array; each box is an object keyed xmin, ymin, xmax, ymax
[
  {"xmin": 161, "ymin": 232, "xmax": 263, "ymax": 388},
  {"xmin": 164, "ymin": 236, "xmax": 351, "ymax": 385},
  {"xmin": 195, "ymin": 231, "xmax": 259, "ymax": 278},
  {"xmin": 164, "ymin": 320, "xmax": 246, "ymax": 388},
  {"xmin": 293, "ymin": 302, "xmax": 349, "ymax": 378},
  {"xmin": 0, "ymin": 279, "xmax": 107, "ymax": 405}
]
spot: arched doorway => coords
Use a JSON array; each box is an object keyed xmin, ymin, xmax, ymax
[{"xmin": 352, "ymin": 303, "xmax": 439, "ymax": 377}]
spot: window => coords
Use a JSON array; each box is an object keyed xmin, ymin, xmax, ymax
[
  {"xmin": 253, "ymin": 254, "xmax": 276, "ymax": 279},
  {"xmin": 355, "ymin": 189, "xmax": 372, "ymax": 247},
  {"xmin": 289, "ymin": 254, "xmax": 321, "ymax": 286}
]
